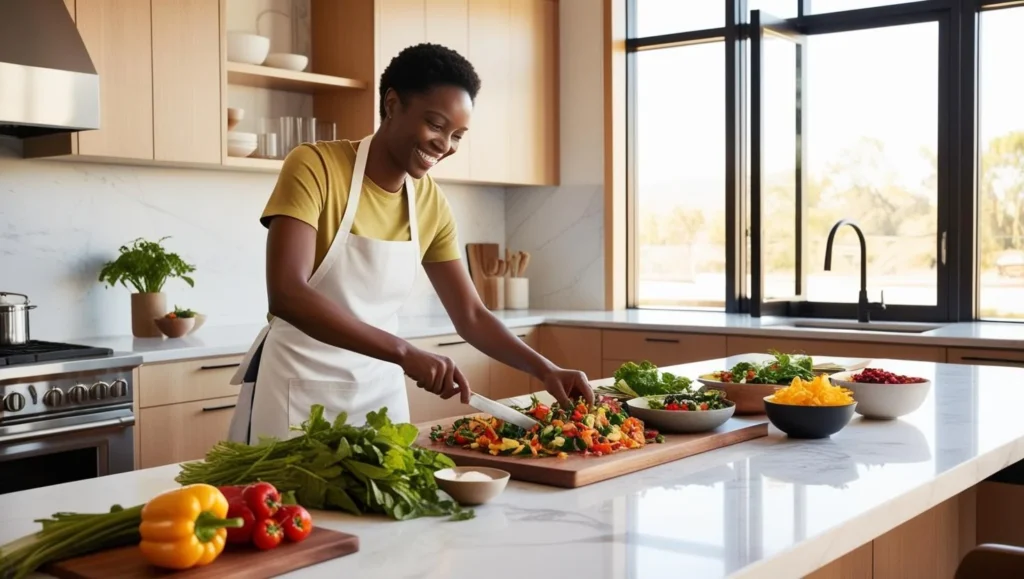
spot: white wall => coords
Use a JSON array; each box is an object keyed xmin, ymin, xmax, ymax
[
  {"xmin": 506, "ymin": 0, "xmax": 606, "ymax": 310},
  {"xmin": 0, "ymin": 139, "xmax": 504, "ymax": 341}
]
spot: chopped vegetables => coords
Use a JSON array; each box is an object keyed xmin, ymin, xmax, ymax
[
  {"xmin": 596, "ymin": 360, "xmax": 694, "ymax": 401},
  {"xmin": 429, "ymin": 396, "xmax": 661, "ymax": 458},
  {"xmin": 648, "ymin": 389, "xmax": 730, "ymax": 412},
  {"xmin": 176, "ymin": 405, "xmax": 473, "ymax": 521},
  {"xmin": 138, "ymin": 484, "xmax": 242, "ymax": 570},
  {"xmin": 768, "ymin": 375, "xmax": 855, "ymax": 407},
  {"xmin": 702, "ymin": 351, "xmax": 815, "ymax": 385}
]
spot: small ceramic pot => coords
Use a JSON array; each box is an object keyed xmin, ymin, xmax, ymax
[
  {"xmin": 131, "ymin": 292, "xmax": 166, "ymax": 338},
  {"xmin": 154, "ymin": 316, "xmax": 195, "ymax": 339}
]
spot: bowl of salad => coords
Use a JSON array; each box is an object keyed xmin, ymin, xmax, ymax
[
  {"xmin": 626, "ymin": 390, "xmax": 735, "ymax": 434},
  {"xmin": 698, "ymin": 352, "xmax": 816, "ymax": 415},
  {"xmin": 828, "ymin": 368, "xmax": 931, "ymax": 420},
  {"xmin": 596, "ymin": 360, "xmax": 696, "ymax": 405}
]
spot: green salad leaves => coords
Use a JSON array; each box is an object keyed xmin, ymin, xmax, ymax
[
  {"xmin": 176, "ymin": 404, "xmax": 473, "ymax": 521},
  {"xmin": 596, "ymin": 360, "xmax": 695, "ymax": 401}
]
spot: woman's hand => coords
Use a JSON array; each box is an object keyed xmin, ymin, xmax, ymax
[
  {"xmin": 541, "ymin": 368, "xmax": 595, "ymax": 409},
  {"xmin": 400, "ymin": 346, "xmax": 472, "ymax": 403}
]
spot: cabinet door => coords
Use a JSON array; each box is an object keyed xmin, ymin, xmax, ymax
[
  {"xmin": 508, "ymin": 0, "xmax": 558, "ymax": 185},
  {"xmin": 151, "ymin": 0, "xmax": 221, "ymax": 164},
  {"xmin": 947, "ymin": 348, "xmax": 1024, "ymax": 369},
  {"xmin": 425, "ymin": 0, "xmax": 471, "ymax": 181},
  {"xmin": 139, "ymin": 395, "xmax": 237, "ymax": 468},
  {"xmin": 467, "ymin": 0, "xmax": 510, "ymax": 183},
  {"xmin": 377, "ymin": 0, "xmax": 426, "ymax": 126},
  {"xmin": 489, "ymin": 327, "xmax": 537, "ymax": 400},
  {"xmin": 75, "ymin": 0, "xmax": 153, "ymax": 159},
  {"xmin": 405, "ymin": 334, "xmax": 491, "ymax": 423},
  {"xmin": 534, "ymin": 326, "xmax": 603, "ymax": 391},
  {"xmin": 726, "ymin": 336, "xmax": 946, "ymax": 363},
  {"xmin": 602, "ymin": 330, "xmax": 727, "ymax": 368}
]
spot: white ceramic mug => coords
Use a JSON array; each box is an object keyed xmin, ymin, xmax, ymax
[{"xmin": 505, "ymin": 278, "xmax": 528, "ymax": 310}]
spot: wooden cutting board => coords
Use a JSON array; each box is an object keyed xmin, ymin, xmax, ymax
[
  {"xmin": 465, "ymin": 243, "xmax": 501, "ymax": 309},
  {"xmin": 45, "ymin": 527, "xmax": 358, "ymax": 579},
  {"xmin": 418, "ymin": 416, "xmax": 768, "ymax": 488}
]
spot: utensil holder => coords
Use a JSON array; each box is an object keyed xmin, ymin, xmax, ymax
[
  {"xmin": 482, "ymin": 276, "xmax": 504, "ymax": 311},
  {"xmin": 505, "ymin": 277, "xmax": 528, "ymax": 310}
]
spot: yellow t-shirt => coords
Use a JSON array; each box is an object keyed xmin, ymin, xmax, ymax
[{"xmin": 261, "ymin": 140, "xmax": 461, "ymax": 270}]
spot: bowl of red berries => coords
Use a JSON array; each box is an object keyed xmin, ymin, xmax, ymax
[{"xmin": 828, "ymin": 368, "xmax": 931, "ymax": 420}]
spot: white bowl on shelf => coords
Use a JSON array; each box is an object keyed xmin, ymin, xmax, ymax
[
  {"xmin": 227, "ymin": 32, "xmax": 270, "ymax": 65},
  {"xmin": 263, "ymin": 53, "xmax": 309, "ymax": 72},
  {"xmin": 227, "ymin": 131, "xmax": 258, "ymax": 157}
]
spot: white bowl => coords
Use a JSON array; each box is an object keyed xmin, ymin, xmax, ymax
[
  {"xmin": 626, "ymin": 395, "xmax": 736, "ymax": 434},
  {"xmin": 829, "ymin": 370, "xmax": 932, "ymax": 420},
  {"xmin": 227, "ymin": 131, "xmax": 257, "ymax": 142},
  {"xmin": 227, "ymin": 32, "xmax": 270, "ymax": 65},
  {"xmin": 263, "ymin": 53, "xmax": 309, "ymax": 72},
  {"xmin": 433, "ymin": 467, "xmax": 509, "ymax": 506},
  {"xmin": 227, "ymin": 141, "xmax": 257, "ymax": 158}
]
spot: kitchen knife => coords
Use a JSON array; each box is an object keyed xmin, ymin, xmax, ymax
[{"xmin": 468, "ymin": 393, "xmax": 540, "ymax": 430}]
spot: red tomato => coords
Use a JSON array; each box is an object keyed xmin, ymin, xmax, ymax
[
  {"xmin": 242, "ymin": 482, "xmax": 281, "ymax": 520},
  {"xmin": 275, "ymin": 505, "xmax": 314, "ymax": 543},
  {"xmin": 225, "ymin": 498, "xmax": 256, "ymax": 545},
  {"xmin": 530, "ymin": 404, "xmax": 551, "ymax": 420},
  {"xmin": 252, "ymin": 519, "xmax": 283, "ymax": 550}
]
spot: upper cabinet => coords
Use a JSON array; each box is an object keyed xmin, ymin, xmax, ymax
[{"xmin": 23, "ymin": 0, "xmax": 559, "ymax": 187}]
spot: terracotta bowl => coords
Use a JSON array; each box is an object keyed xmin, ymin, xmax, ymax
[
  {"xmin": 154, "ymin": 316, "xmax": 195, "ymax": 339},
  {"xmin": 697, "ymin": 377, "xmax": 782, "ymax": 415}
]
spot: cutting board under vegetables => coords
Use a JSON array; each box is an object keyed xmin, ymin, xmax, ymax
[
  {"xmin": 418, "ymin": 416, "xmax": 768, "ymax": 488},
  {"xmin": 44, "ymin": 527, "xmax": 358, "ymax": 579}
]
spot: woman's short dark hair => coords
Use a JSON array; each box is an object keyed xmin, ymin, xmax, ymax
[{"xmin": 378, "ymin": 43, "xmax": 482, "ymax": 121}]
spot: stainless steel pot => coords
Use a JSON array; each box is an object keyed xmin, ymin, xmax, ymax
[{"xmin": 0, "ymin": 292, "xmax": 36, "ymax": 346}]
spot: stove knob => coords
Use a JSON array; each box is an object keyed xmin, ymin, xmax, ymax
[
  {"xmin": 90, "ymin": 382, "xmax": 109, "ymax": 400},
  {"xmin": 68, "ymin": 384, "xmax": 89, "ymax": 404},
  {"xmin": 3, "ymin": 392, "xmax": 25, "ymax": 412},
  {"xmin": 43, "ymin": 389, "xmax": 65, "ymax": 407},
  {"xmin": 109, "ymin": 379, "xmax": 128, "ymax": 398}
]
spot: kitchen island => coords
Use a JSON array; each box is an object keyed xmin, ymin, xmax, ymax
[{"xmin": 3, "ymin": 356, "xmax": 1023, "ymax": 578}]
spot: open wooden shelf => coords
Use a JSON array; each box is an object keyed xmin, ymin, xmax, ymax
[
  {"xmin": 223, "ymin": 156, "xmax": 283, "ymax": 172},
  {"xmin": 226, "ymin": 62, "xmax": 367, "ymax": 94}
]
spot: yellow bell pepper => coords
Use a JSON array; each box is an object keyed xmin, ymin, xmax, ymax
[{"xmin": 138, "ymin": 483, "xmax": 242, "ymax": 570}]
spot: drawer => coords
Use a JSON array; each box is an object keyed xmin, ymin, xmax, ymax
[
  {"xmin": 602, "ymin": 329, "xmax": 727, "ymax": 367},
  {"xmin": 139, "ymin": 355, "xmax": 243, "ymax": 408},
  {"xmin": 726, "ymin": 336, "xmax": 946, "ymax": 363},
  {"xmin": 139, "ymin": 395, "xmax": 237, "ymax": 468},
  {"xmin": 947, "ymin": 348, "xmax": 1024, "ymax": 368},
  {"xmin": 490, "ymin": 327, "xmax": 537, "ymax": 400}
]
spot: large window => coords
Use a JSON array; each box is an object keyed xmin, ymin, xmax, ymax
[
  {"xmin": 978, "ymin": 6, "xmax": 1024, "ymax": 320},
  {"xmin": 627, "ymin": 0, "xmax": 1022, "ymax": 323}
]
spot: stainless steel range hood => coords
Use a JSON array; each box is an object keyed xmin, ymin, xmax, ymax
[{"xmin": 0, "ymin": 0, "xmax": 99, "ymax": 138}]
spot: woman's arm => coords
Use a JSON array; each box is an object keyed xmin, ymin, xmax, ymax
[
  {"xmin": 266, "ymin": 216, "xmax": 470, "ymax": 402},
  {"xmin": 423, "ymin": 259, "xmax": 594, "ymax": 408}
]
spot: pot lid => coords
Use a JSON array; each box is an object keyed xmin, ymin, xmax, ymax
[{"xmin": 0, "ymin": 292, "xmax": 32, "ymax": 310}]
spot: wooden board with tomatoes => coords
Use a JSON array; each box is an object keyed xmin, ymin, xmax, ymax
[{"xmin": 419, "ymin": 397, "xmax": 769, "ymax": 488}]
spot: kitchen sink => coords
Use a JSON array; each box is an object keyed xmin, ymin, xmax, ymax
[{"xmin": 768, "ymin": 320, "xmax": 945, "ymax": 334}]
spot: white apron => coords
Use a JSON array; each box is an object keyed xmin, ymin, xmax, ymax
[{"xmin": 227, "ymin": 134, "xmax": 418, "ymax": 444}]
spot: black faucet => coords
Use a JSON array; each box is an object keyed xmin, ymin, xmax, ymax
[{"xmin": 823, "ymin": 219, "xmax": 886, "ymax": 323}]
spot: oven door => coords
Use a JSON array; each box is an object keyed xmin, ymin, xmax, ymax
[{"xmin": 0, "ymin": 407, "xmax": 135, "ymax": 495}]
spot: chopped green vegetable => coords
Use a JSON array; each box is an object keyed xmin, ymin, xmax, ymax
[
  {"xmin": 176, "ymin": 405, "xmax": 472, "ymax": 521},
  {"xmin": 597, "ymin": 360, "xmax": 695, "ymax": 401}
]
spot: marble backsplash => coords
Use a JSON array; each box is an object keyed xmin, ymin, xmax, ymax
[{"xmin": 0, "ymin": 139, "xmax": 504, "ymax": 341}]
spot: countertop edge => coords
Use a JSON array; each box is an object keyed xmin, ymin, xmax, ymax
[{"xmin": 76, "ymin": 311, "xmax": 1024, "ymax": 365}]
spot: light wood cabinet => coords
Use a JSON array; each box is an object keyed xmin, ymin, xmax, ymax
[
  {"xmin": 425, "ymin": 0, "xmax": 472, "ymax": 181},
  {"xmin": 535, "ymin": 326, "xmax": 603, "ymax": 389},
  {"xmin": 151, "ymin": 0, "xmax": 222, "ymax": 164},
  {"xmin": 467, "ymin": 0, "xmax": 511, "ymax": 184},
  {"xmin": 602, "ymin": 329, "xmax": 727, "ymax": 368},
  {"xmin": 404, "ymin": 333, "xmax": 493, "ymax": 423},
  {"xmin": 726, "ymin": 336, "xmax": 946, "ymax": 363},
  {"xmin": 136, "ymin": 355, "xmax": 242, "ymax": 468},
  {"xmin": 508, "ymin": 0, "xmax": 558, "ymax": 185},
  {"xmin": 489, "ymin": 327, "xmax": 539, "ymax": 400},
  {"xmin": 947, "ymin": 347, "xmax": 1024, "ymax": 369}
]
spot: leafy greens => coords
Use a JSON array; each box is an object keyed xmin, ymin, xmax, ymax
[{"xmin": 596, "ymin": 360, "xmax": 695, "ymax": 401}]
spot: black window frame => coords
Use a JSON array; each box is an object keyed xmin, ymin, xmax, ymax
[{"xmin": 625, "ymin": 0, "xmax": 1024, "ymax": 323}]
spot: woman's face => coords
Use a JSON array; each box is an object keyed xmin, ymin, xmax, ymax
[{"xmin": 383, "ymin": 85, "xmax": 473, "ymax": 179}]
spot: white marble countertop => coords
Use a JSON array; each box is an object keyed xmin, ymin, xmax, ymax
[
  {"xmin": 72, "ymin": 309, "xmax": 1024, "ymax": 364},
  {"xmin": 3, "ymin": 356, "xmax": 1023, "ymax": 578}
]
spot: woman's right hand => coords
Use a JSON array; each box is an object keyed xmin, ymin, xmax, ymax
[{"xmin": 400, "ymin": 345, "xmax": 472, "ymax": 403}]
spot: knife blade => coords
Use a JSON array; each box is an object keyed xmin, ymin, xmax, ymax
[{"xmin": 468, "ymin": 393, "xmax": 539, "ymax": 430}]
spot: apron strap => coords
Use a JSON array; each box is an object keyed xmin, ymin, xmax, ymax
[
  {"xmin": 405, "ymin": 176, "xmax": 419, "ymax": 255},
  {"xmin": 339, "ymin": 135, "xmax": 373, "ymax": 236}
]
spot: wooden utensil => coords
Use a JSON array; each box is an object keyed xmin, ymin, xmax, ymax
[
  {"xmin": 509, "ymin": 252, "xmax": 521, "ymax": 278},
  {"xmin": 45, "ymin": 527, "xmax": 359, "ymax": 579},
  {"xmin": 466, "ymin": 243, "xmax": 500, "ymax": 298},
  {"xmin": 518, "ymin": 251, "xmax": 531, "ymax": 277},
  {"xmin": 416, "ymin": 416, "xmax": 767, "ymax": 488}
]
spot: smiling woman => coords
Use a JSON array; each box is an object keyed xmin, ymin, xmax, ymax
[{"xmin": 225, "ymin": 43, "xmax": 595, "ymax": 445}]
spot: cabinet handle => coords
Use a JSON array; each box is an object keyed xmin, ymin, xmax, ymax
[
  {"xmin": 645, "ymin": 338, "xmax": 680, "ymax": 344},
  {"xmin": 199, "ymin": 363, "xmax": 241, "ymax": 371},
  {"xmin": 959, "ymin": 356, "xmax": 1024, "ymax": 367},
  {"xmin": 202, "ymin": 403, "xmax": 237, "ymax": 412},
  {"xmin": 516, "ymin": 334, "xmax": 528, "ymax": 339},
  {"xmin": 437, "ymin": 340, "xmax": 466, "ymax": 347}
]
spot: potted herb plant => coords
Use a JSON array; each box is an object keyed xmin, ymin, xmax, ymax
[{"xmin": 98, "ymin": 237, "xmax": 196, "ymax": 338}]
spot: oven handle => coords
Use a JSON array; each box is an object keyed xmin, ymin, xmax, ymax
[{"xmin": 0, "ymin": 416, "xmax": 135, "ymax": 444}]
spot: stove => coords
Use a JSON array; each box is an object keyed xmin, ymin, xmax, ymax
[
  {"xmin": 0, "ymin": 341, "xmax": 142, "ymax": 495},
  {"xmin": 0, "ymin": 340, "xmax": 114, "ymax": 367}
]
